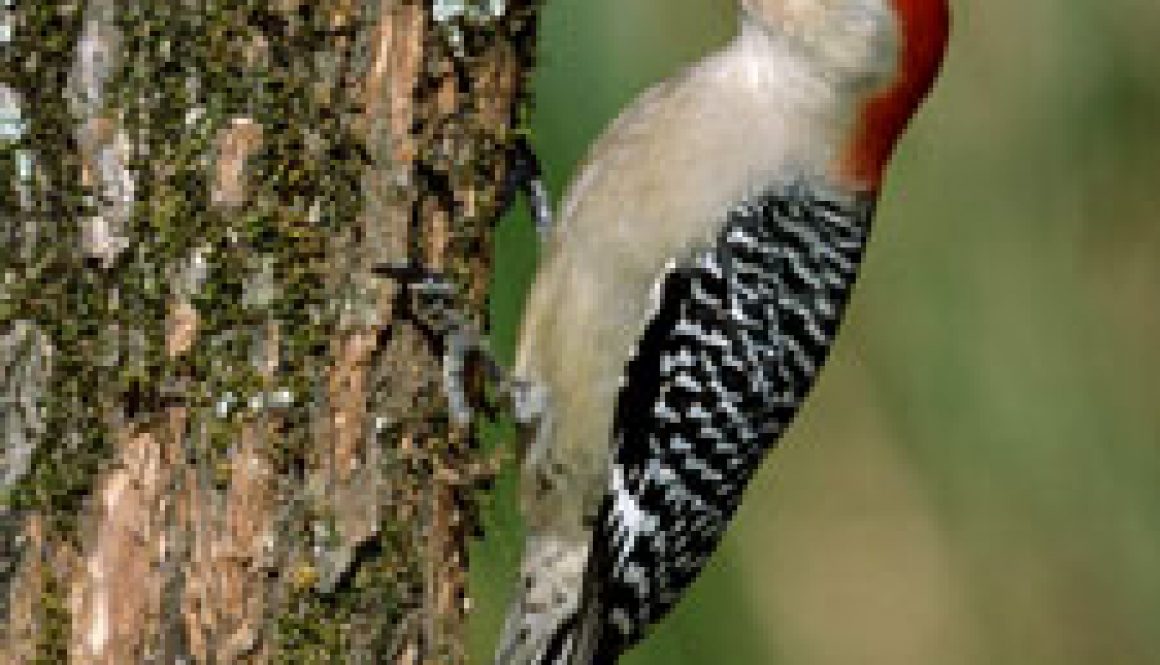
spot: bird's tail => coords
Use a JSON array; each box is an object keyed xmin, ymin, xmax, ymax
[{"xmin": 494, "ymin": 533, "xmax": 614, "ymax": 665}]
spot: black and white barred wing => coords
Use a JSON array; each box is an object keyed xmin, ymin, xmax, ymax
[{"xmin": 590, "ymin": 186, "xmax": 876, "ymax": 656}]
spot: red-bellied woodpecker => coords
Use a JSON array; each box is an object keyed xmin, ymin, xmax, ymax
[{"xmin": 497, "ymin": 1, "xmax": 950, "ymax": 663}]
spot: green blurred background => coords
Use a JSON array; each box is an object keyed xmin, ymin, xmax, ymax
[{"xmin": 471, "ymin": 1, "xmax": 1160, "ymax": 663}]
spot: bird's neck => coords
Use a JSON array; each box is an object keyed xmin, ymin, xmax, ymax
[
  {"xmin": 838, "ymin": 0, "xmax": 951, "ymax": 191},
  {"xmin": 724, "ymin": 18, "xmax": 881, "ymax": 194},
  {"xmin": 734, "ymin": 1, "xmax": 950, "ymax": 193}
]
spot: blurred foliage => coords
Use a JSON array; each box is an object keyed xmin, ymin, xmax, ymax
[{"xmin": 471, "ymin": 0, "xmax": 1160, "ymax": 664}]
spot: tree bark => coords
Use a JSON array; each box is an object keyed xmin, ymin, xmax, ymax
[{"xmin": 0, "ymin": 1, "xmax": 538, "ymax": 662}]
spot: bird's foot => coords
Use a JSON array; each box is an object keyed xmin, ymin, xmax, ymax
[{"xmin": 500, "ymin": 137, "xmax": 555, "ymax": 239}]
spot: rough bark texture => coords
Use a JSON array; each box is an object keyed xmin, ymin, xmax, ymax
[{"xmin": 0, "ymin": 1, "xmax": 538, "ymax": 663}]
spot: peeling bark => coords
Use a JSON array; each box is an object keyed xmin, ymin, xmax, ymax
[{"xmin": 1, "ymin": 1, "xmax": 539, "ymax": 662}]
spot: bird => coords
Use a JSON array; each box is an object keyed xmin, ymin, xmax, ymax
[{"xmin": 495, "ymin": 0, "xmax": 950, "ymax": 662}]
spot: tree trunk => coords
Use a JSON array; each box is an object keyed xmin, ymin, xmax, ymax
[{"xmin": 0, "ymin": 1, "xmax": 538, "ymax": 662}]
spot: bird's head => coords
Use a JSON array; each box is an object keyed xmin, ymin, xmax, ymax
[{"xmin": 740, "ymin": 0, "xmax": 951, "ymax": 190}]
